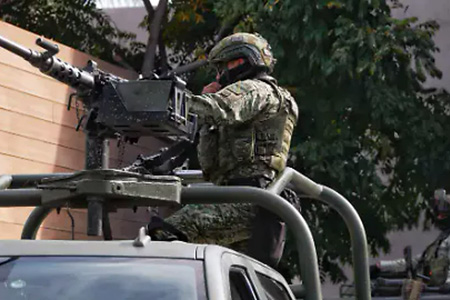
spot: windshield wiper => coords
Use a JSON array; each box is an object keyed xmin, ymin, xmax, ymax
[{"xmin": 0, "ymin": 257, "xmax": 18, "ymax": 266}]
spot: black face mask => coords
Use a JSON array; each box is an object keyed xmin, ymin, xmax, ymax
[{"xmin": 217, "ymin": 61, "xmax": 259, "ymax": 86}]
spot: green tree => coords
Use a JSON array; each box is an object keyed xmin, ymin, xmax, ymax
[
  {"xmin": 158, "ymin": 0, "xmax": 450, "ymax": 282},
  {"xmin": 0, "ymin": 0, "xmax": 145, "ymax": 70}
]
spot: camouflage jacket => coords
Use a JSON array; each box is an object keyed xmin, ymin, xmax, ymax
[
  {"xmin": 165, "ymin": 77, "xmax": 298, "ymax": 251},
  {"xmin": 190, "ymin": 76, "xmax": 298, "ymax": 184},
  {"xmin": 377, "ymin": 231, "xmax": 450, "ymax": 286}
]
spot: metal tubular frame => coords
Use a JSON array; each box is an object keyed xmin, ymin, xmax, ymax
[
  {"xmin": 21, "ymin": 207, "xmax": 52, "ymax": 239},
  {"xmin": 320, "ymin": 187, "xmax": 371, "ymax": 300},
  {"xmin": 2, "ymin": 170, "xmax": 206, "ymax": 190},
  {"xmin": 181, "ymin": 186, "xmax": 322, "ymax": 300},
  {"xmin": 4, "ymin": 173, "xmax": 70, "ymax": 189},
  {"xmin": 0, "ymin": 189, "xmax": 42, "ymax": 206},
  {"xmin": 0, "ymin": 175, "xmax": 12, "ymax": 190},
  {"xmin": 0, "ymin": 167, "xmax": 372, "ymax": 300},
  {"xmin": 269, "ymin": 168, "xmax": 371, "ymax": 300}
]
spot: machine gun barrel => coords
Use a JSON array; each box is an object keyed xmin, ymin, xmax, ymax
[
  {"xmin": 0, "ymin": 34, "xmax": 96, "ymax": 90},
  {"xmin": 0, "ymin": 35, "xmax": 33, "ymax": 60}
]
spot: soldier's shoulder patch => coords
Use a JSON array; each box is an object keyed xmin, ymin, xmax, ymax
[{"xmin": 219, "ymin": 81, "xmax": 254, "ymax": 98}]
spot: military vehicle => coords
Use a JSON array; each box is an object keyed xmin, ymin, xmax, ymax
[{"xmin": 0, "ymin": 33, "xmax": 443, "ymax": 300}]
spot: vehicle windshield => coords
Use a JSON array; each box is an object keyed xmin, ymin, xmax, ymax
[{"xmin": 0, "ymin": 256, "xmax": 206, "ymax": 300}]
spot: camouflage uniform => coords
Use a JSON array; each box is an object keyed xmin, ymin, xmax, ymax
[
  {"xmin": 153, "ymin": 32, "xmax": 299, "ymax": 267},
  {"xmin": 376, "ymin": 231, "xmax": 450, "ymax": 287},
  {"xmin": 165, "ymin": 76, "xmax": 298, "ymax": 264}
]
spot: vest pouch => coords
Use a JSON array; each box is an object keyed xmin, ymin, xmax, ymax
[
  {"xmin": 197, "ymin": 125, "xmax": 219, "ymax": 179},
  {"xmin": 428, "ymin": 256, "xmax": 449, "ymax": 286},
  {"xmin": 229, "ymin": 127, "xmax": 255, "ymax": 163}
]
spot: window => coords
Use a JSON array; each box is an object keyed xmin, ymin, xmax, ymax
[
  {"xmin": 0, "ymin": 257, "xmax": 207, "ymax": 300},
  {"xmin": 256, "ymin": 272, "xmax": 291, "ymax": 300},
  {"xmin": 229, "ymin": 267, "xmax": 257, "ymax": 300}
]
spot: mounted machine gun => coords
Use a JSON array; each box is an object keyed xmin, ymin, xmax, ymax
[{"xmin": 0, "ymin": 34, "xmax": 197, "ymax": 237}]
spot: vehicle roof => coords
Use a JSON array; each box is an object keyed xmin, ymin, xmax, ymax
[{"xmin": 0, "ymin": 240, "xmax": 206, "ymax": 260}]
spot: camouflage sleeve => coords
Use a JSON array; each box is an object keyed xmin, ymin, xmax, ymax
[
  {"xmin": 164, "ymin": 203, "xmax": 254, "ymax": 250},
  {"xmin": 190, "ymin": 80, "xmax": 280, "ymax": 125}
]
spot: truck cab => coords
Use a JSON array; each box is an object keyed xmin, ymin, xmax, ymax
[{"xmin": 0, "ymin": 239, "xmax": 295, "ymax": 300}]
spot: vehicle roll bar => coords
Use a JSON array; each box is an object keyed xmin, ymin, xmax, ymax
[
  {"xmin": 269, "ymin": 168, "xmax": 371, "ymax": 300},
  {"xmin": 0, "ymin": 167, "xmax": 371, "ymax": 300}
]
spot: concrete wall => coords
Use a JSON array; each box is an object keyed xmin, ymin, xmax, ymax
[
  {"xmin": 0, "ymin": 21, "xmax": 166, "ymax": 240},
  {"xmin": 104, "ymin": 7, "xmax": 148, "ymax": 44}
]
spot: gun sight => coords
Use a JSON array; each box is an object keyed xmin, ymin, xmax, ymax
[{"xmin": 36, "ymin": 37, "xmax": 59, "ymax": 57}]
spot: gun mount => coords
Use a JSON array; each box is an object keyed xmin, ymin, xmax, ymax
[{"xmin": 0, "ymin": 33, "xmax": 199, "ymax": 240}]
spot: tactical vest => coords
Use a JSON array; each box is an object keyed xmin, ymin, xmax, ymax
[
  {"xmin": 197, "ymin": 78, "xmax": 298, "ymax": 184},
  {"xmin": 418, "ymin": 232, "xmax": 450, "ymax": 286}
]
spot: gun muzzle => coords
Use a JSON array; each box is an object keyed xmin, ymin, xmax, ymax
[
  {"xmin": 0, "ymin": 35, "xmax": 32, "ymax": 60},
  {"xmin": 0, "ymin": 34, "xmax": 95, "ymax": 90}
]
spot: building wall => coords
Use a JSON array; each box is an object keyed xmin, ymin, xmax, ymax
[
  {"xmin": 104, "ymin": 7, "xmax": 148, "ymax": 44},
  {"xmin": 0, "ymin": 21, "xmax": 166, "ymax": 240}
]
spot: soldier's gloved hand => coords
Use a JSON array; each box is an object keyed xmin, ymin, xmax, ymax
[{"xmin": 201, "ymin": 81, "xmax": 222, "ymax": 94}]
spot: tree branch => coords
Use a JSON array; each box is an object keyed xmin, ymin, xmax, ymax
[
  {"xmin": 158, "ymin": 17, "xmax": 169, "ymax": 74},
  {"xmin": 0, "ymin": 0, "xmax": 15, "ymax": 7},
  {"xmin": 163, "ymin": 18, "xmax": 239, "ymax": 77},
  {"xmin": 142, "ymin": 0, "xmax": 155, "ymax": 20},
  {"xmin": 141, "ymin": 0, "xmax": 167, "ymax": 78}
]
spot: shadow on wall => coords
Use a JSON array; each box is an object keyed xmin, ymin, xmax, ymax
[{"xmin": 0, "ymin": 20, "xmax": 169, "ymax": 240}]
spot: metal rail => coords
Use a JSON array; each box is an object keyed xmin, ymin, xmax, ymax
[
  {"xmin": 0, "ymin": 175, "xmax": 12, "ymax": 190},
  {"xmin": 4, "ymin": 173, "xmax": 70, "ymax": 189},
  {"xmin": 0, "ymin": 172, "xmax": 322, "ymax": 300},
  {"xmin": 269, "ymin": 168, "xmax": 371, "ymax": 300},
  {"xmin": 1, "ymin": 170, "xmax": 205, "ymax": 189},
  {"xmin": 21, "ymin": 207, "xmax": 52, "ymax": 239},
  {"xmin": 181, "ymin": 186, "xmax": 322, "ymax": 300},
  {"xmin": 0, "ymin": 189, "xmax": 42, "ymax": 206},
  {"xmin": 0, "ymin": 167, "xmax": 372, "ymax": 299}
]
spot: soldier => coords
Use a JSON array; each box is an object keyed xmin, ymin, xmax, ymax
[
  {"xmin": 149, "ymin": 32, "xmax": 300, "ymax": 268},
  {"xmin": 371, "ymin": 189, "xmax": 450, "ymax": 290}
]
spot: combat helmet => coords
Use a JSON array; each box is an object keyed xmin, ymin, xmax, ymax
[
  {"xmin": 208, "ymin": 32, "xmax": 276, "ymax": 84},
  {"xmin": 433, "ymin": 189, "xmax": 450, "ymax": 229}
]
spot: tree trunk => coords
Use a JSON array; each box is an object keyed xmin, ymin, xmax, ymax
[
  {"xmin": 142, "ymin": 0, "xmax": 154, "ymax": 17},
  {"xmin": 141, "ymin": 0, "xmax": 167, "ymax": 78}
]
